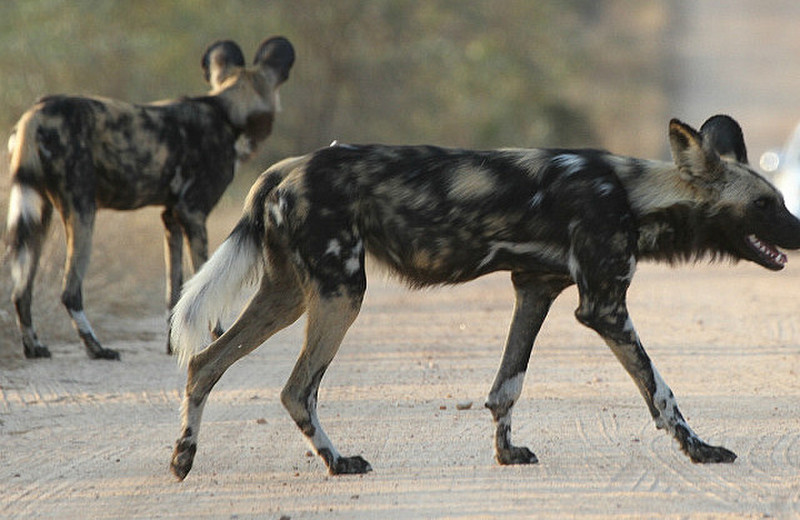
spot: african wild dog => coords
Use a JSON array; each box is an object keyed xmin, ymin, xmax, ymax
[
  {"xmin": 168, "ymin": 115, "xmax": 800, "ymax": 479},
  {"xmin": 5, "ymin": 37, "xmax": 295, "ymax": 360}
]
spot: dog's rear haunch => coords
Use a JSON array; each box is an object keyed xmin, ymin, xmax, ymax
[
  {"xmin": 5, "ymin": 37, "xmax": 294, "ymax": 360},
  {"xmin": 170, "ymin": 115, "xmax": 800, "ymax": 479}
]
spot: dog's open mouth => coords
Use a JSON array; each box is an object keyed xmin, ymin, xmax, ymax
[{"xmin": 747, "ymin": 234, "xmax": 787, "ymax": 270}]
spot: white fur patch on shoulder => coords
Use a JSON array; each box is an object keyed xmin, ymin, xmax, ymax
[{"xmin": 552, "ymin": 154, "xmax": 586, "ymax": 176}]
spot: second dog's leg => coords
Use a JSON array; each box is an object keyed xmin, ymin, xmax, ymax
[
  {"xmin": 62, "ymin": 212, "xmax": 119, "ymax": 360},
  {"xmin": 10, "ymin": 201, "xmax": 53, "ymax": 359},
  {"xmin": 177, "ymin": 206, "xmax": 223, "ymax": 339},
  {"xmin": 485, "ymin": 273, "xmax": 569, "ymax": 465},
  {"xmin": 162, "ymin": 209, "xmax": 183, "ymax": 355},
  {"xmin": 176, "ymin": 206, "xmax": 209, "ymax": 276}
]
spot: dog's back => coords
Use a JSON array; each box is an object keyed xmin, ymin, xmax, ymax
[
  {"xmin": 267, "ymin": 144, "xmax": 631, "ymax": 287},
  {"xmin": 13, "ymin": 94, "xmax": 239, "ymax": 211}
]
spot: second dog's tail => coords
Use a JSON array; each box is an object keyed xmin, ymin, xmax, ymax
[
  {"xmin": 170, "ymin": 167, "xmax": 289, "ymax": 366},
  {"xmin": 6, "ymin": 110, "xmax": 53, "ymax": 293}
]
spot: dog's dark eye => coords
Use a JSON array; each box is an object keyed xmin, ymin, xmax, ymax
[{"xmin": 753, "ymin": 197, "xmax": 773, "ymax": 210}]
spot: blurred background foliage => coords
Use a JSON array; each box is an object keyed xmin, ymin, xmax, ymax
[
  {"xmin": 0, "ymin": 0, "xmax": 671, "ymax": 187},
  {"xmin": 0, "ymin": 0, "xmax": 673, "ymax": 352}
]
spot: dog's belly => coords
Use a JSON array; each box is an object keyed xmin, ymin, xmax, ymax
[
  {"xmin": 364, "ymin": 233, "xmax": 570, "ymax": 285},
  {"xmin": 94, "ymin": 166, "xmax": 171, "ymax": 209}
]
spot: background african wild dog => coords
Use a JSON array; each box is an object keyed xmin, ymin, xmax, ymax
[
  {"xmin": 168, "ymin": 115, "xmax": 800, "ymax": 480},
  {"xmin": 5, "ymin": 36, "xmax": 294, "ymax": 360}
]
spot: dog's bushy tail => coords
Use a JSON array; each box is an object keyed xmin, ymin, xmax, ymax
[
  {"xmin": 6, "ymin": 111, "xmax": 52, "ymax": 291},
  {"xmin": 170, "ymin": 168, "xmax": 287, "ymax": 366}
]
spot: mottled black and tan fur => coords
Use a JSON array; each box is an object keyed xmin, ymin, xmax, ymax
[
  {"xmin": 5, "ymin": 37, "xmax": 295, "ymax": 359},
  {"xmin": 169, "ymin": 115, "xmax": 800, "ymax": 479}
]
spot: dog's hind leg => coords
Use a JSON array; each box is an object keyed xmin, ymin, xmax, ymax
[
  {"xmin": 171, "ymin": 263, "xmax": 306, "ymax": 480},
  {"xmin": 61, "ymin": 211, "xmax": 119, "ymax": 360},
  {"xmin": 485, "ymin": 273, "xmax": 570, "ymax": 465},
  {"xmin": 570, "ymin": 237, "xmax": 736, "ymax": 463},
  {"xmin": 8, "ymin": 187, "xmax": 53, "ymax": 359},
  {"xmin": 280, "ymin": 285, "xmax": 369, "ymax": 475}
]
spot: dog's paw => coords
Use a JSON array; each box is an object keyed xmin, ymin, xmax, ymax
[
  {"xmin": 171, "ymin": 439, "xmax": 197, "ymax": 480},
  {"xmin": 687, "ymin": 442, "xmax": 737, "ymax": 463},
  {"xmin": 89, "ymin": 347, "xmax": 121, "ymax": 360},
  {"xmin": 329, "ymin": 455, "xmax": 373, "ymax": 475},
  {"xmin": 496, "ymin": 445, "xmax": 539, "ymax": 465},
  {"xmin": 83, "ymin": 334, "xmax": 121, "ymax": 360},
  {"xmin": 675, "ymin": 424, "xmax": 736, "ymax": 463},
  {"xmin": 24, "ymin": 344, "xmax": 51, "ymax": 359},
  {"xmin": 681, "ymin": 433, "xmax": 737, "ymax": 463}
]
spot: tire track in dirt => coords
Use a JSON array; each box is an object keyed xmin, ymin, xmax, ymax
[
  {"xmin": 5, "ymin": 438, "xmax": 121, "ymax": 517},
  {"xmin": 1, "ymin": 316, "xmax": 184, "ymax": 518},
  {"xmin": 637, "ymin": 406, "xmax": 800, "ymax": 515},
  {"xmin": 734, "ymin": 420, "xmax": 800, "ymax": 516}
]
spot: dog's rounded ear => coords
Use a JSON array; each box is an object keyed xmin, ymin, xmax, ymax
[
  {"xmin": 202, "ymin": 40, "xmax": 246, "ymax": 89},
  {"xmin": 669, "ymin": 118, "xmax": 722, "ymax": 183},
  {"xmin": 700, "ymin": 114, "xmax": 749, "ymax": 164},
  {"xmin": 253, "ymin": 36, "xmax": 295, "ymax": 85}
]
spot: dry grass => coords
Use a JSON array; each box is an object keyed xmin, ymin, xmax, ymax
[{"xmin": 0, "ymin": 148, "xmax": 244, "ymax": 358}]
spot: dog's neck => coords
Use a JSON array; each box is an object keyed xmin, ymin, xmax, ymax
[
  {"xmin": 610, "ymin": 157, "xmax": 703, "ymax": 216},
  {"xmin": 611, "ymin": 156, "xmax": 720, "ymax": 262}
]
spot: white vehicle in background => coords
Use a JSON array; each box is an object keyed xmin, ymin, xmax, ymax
[{"xmin": 760, "ymin": 122, "xmax": 800, "ymax": 217}]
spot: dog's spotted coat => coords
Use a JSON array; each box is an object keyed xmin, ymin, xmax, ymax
[
  {"xmin": 169, "ymin": 116, "xmax": 800, "ymax": 479},
  {"xmin": 6, "ymin": 37, "xmax": 295, "ymax": 359}
]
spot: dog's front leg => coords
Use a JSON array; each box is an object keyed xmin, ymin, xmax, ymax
[
  {"xmin": 569, "ymin": 220, "xmax": 735, "ymax": 463},
  {"xmin": 162, "ymin": 209, "xmax": 184, "ymax": 355},
  {"xmin": 175, "ymin": 204, "xmax": 224, "ymax": 340},
  {"xmin": 575, "ymin": 292, "xmax": 737, "ymax": 463},
  {"xmin": 485, "ymin": 273, "xmax": 569, "ymax": 465}
]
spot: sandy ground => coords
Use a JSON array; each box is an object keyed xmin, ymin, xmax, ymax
[{"xmin": 2, "ymin": 260, "xmax": 800, "ymax": 519}]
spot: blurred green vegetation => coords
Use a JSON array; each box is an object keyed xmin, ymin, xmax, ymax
[{"xmin": 0, "ymin": 0, "xmax": 672, "ymax": 189}]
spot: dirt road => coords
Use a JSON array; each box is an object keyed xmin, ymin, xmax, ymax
[{"xmin": 2, "ymin": 261, "xmax": 799, "ymax": 519}]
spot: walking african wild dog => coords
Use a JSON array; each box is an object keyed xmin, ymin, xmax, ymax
[
  {"xmin": 5, "ymin": 37, "xmax": 295, "ymax": 360},
  {"xmin": 168, "ymin": 115, "xmax": 800, "ymax": 479}
]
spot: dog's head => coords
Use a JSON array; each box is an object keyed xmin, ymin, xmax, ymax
[
  {"xmin": 669, "ymin": 115, "xmax": 800, "ymax": 270},
  {"xmin": 202, "ymin": 37, "xmax": 295, "ymax": 161}
]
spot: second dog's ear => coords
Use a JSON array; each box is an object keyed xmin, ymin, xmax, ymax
[
  {"xmin": 699, "ymin": 114, "xmax": 749, "ymax": 164},
  {"xmin": 669, "ymin": 118, "xmax": 722, "ymax": 183},
  {"xmin": 253, "ymin": 37, "xmax": 295, "ymax": 85},
  {"xmin": 202, "ymin": 40, "xmax": 246, "ymax": 89}
]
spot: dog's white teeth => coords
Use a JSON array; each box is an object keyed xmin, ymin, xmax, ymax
[{"xmin": 747, "ymin": 234, "xmax": 787, "ymax": 265}]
